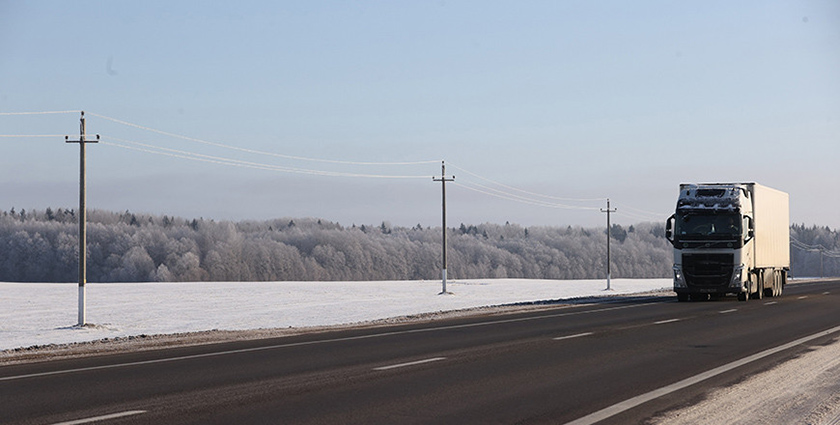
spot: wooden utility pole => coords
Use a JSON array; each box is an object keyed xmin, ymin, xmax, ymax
[
  {"xmin": 433, "ymin": 161, "xmax": 455, "ymax": 294},
  {"xmin": 601, "ymin": 198, "xmax": 617, "ymax": 290},
  {"xmin": 65, "ymin": 111, "xmax": 98, "ymax": 326}
]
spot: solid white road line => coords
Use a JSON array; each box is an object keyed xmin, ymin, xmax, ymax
[
  {"xmin": 563, "ymin": 324, "xmax": 840, "ymax": 425},
  {"xmin": 51, "ymin": 410, "xmax": 147, "ymax": 425},
  {"xmin": 373, "ymin": 357, "xmax": 446, "ymax": 371},
  {"xmin": 764, "ymin": 301, "xmax": 778, "ymax": 306},
  {"xmin": 798, "ymin": 296, "xmax": 809, "ymax": 300},
  {"xmin": 654, "ymin": 319, "xmax": 681, "ymax": 325},
  {"xmin": 719, "ymin": 309, "xmax": 738, "ymax": 314},
  {"xmin": 553, "ymin": 332, "xmax": 594, "ymax": 341}
]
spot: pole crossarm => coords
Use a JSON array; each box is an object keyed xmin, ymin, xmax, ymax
[
  {"xmin": 64, "ymin": 111, "xmax": 99, "ymax": 327},
  {"xmin": 433, "ymin": 161, "xmax": 455, "ymax": 294}
]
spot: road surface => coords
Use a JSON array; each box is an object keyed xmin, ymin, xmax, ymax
[{"xmin": 1, "ymin": 279, "xmax": 838, "ymax": 424}]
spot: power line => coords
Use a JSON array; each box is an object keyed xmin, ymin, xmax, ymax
[
  {"xmin": 791, "ymin": 236, "xmax": 840, "ymax": 257},
  {"xmin": 464, "ymin": 181, "xmax": 600, "ymax": 210},
  {"xmin": 0, "ymin": 134, "xmax": 69, "ymax": 138},
  {"xmin": 448, "ymin": 162, "xmax": 603, "ymax": 203},
  {"xmin": 612, "ymin": 202, "xmax": 667, "ymax": 220},
  {"xmin": 0, "ymin": 110, "xmax": 81, "ymax": 116},
  {"xmin": 102, "ymin": 137, "xmax": 431, "ymax": 179},
  {"xmin": 89, "ymin": 112, "xmax": 440, "ymax": 166},
  {"xmin": 615, "ymin": 210, "xmax": 661, "ymax": 223},
  {"xmin": 454, "ymin": 181, "xmax": 601, "ymax": 210},
  {"xmin": 447, "ymin": 162, "xmax": 669, "ymax": 220},
  {"xmin": 0, "ymin": 110, "xmax": 709, "ymax": 224}
]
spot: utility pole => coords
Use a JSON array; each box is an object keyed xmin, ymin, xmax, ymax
[
  {"xmin": 601, "ymin": 198, "xmax": 616, "ymax": 291},
  {"xmin": 432, "ymin": 161, "xmax": 455, "ymax": 294},
  {"xmin": 65, "ymin": 111, "xmax": 98, "ymax": 327},
  {"xmin": 820, "ymin": 249, "xmax": 824, "ymax": 278}
]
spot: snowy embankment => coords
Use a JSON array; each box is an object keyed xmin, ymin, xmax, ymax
[
  {"xmin": 653, "ymin": 334, "xmax": 840, "ymax": 425},
  {"xmin": 0, "ymin": 278, "xmax": 670, "ymax": 351}
]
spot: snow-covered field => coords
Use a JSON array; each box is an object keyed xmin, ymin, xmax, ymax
[{"xmin": 0, "ymin": 278, "xmax": 670, "ymax": 351}]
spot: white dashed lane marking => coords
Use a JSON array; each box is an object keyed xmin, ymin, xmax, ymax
[
  {"xmin": 553, "ymin": 332, "xmax": 594, "ymax": 341},
  {"xmin": 51, "ymin": 410, "xmax": 147, "ymax": 425},
  {"xmin": 373, "ymin": 357, "xmax": 447, "ymax": 371}
]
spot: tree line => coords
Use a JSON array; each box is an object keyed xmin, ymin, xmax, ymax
[
  {"xmin": 790, "ymin": 223, "xmax": 840, "ymax": 278},
  {"xmin": 0, "ymin": 208, "xmax": 835, "ymax": 282}
]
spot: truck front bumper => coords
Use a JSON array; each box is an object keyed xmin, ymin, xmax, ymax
[{"xmin": 673, "ymin": 265, "xmax": 746, "ymax": 295}]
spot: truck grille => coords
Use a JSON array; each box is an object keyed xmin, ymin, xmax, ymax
[{"xmin": 683, "ymin": 254, "xmax": 734, "ymax": 287}]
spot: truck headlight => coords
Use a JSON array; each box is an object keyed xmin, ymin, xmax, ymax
[
  {"xmin": 674, "ymin": 266, "xmax": 687, "ymax": 289},
  {"xmin": 730, "ymin": 265, "xmax": 744, "ymax": 288}
]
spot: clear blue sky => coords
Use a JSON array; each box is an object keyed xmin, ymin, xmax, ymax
[{"xmin": 1, "ymin": 1, "xmax": 838, "ymax": 228}]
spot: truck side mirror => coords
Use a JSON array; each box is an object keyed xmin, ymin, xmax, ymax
[
  {"xmin": 743, "ymin": 216, "xmax": 754, "ymax": 243},
  {"xmin": 665, "ymin": 214, "xmax": 675, "ymax": 245}
]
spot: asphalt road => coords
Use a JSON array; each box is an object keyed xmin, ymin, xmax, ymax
[{"xmin": 2, "ymin": 279, "xmax": 839, "ymax": 425}]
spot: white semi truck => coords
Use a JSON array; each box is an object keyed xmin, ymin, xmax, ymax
[{"xmin": 666, "ymin": 183, "xmax": 790, "ymax": 302}]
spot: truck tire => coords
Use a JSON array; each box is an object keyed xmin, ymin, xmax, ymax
[
  {"xmin": 677, "ymin": 293, "xmax": 689, "ymax": 302},
  {"xmin": 738, "ymin": 292, "xmax": 748, "ymax": 302},
  {"xmin": 769, "ymin": 272, "xmax": 779, "ymax": 297}
]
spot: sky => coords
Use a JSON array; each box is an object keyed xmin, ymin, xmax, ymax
[{"xmin": 1, "ymin": 1, "xmax": 838, "ymax": 229}]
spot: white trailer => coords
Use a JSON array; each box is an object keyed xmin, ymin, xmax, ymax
[{"xmin": 666, "ymin": 183, "xmax": 790, "ymax": 301}]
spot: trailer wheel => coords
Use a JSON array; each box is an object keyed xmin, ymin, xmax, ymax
[
  {"xmin": 749, "ymin": 275, "xmax": 763, "ymax": 300},
  {"xmin": 764, "ymin": 270, "xmax": 779, "ymax": 298}
]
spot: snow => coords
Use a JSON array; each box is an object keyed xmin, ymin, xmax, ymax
[
  {"xmin": 652, "ymin": 336, "xmax": 840, "ymax": 425},
  {"xmin": 0, "ymin": 278, "xmax": 670, "ymax": 351}
]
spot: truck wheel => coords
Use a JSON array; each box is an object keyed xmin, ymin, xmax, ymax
[
  {"xmin": 752, "ymin": 285, "xmax": 763, "ymax": 300},
  {"xmin": 677, "ymin": 293, "xmax": 689, "ymax": 302},
  {"xmin": 738, "ymin": 292, "xmax": 748, "ymax": 302}
]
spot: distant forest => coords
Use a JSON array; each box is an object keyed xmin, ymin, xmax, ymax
[{"xmin": 0, "ymin": 208, "xmax": 836, "ymax": 283}]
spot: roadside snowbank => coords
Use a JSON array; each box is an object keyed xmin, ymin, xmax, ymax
[
  {"xmin": 652, "ymin": 336, "xmax": 840, "ymax": 425},
  {"xmin": 0, "ymin": 278, "xmax": 670, "ymax": 351}
]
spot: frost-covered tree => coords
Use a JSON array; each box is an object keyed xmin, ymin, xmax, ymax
[{"xmin": 9, "ymin": 207, "xmax": 810, "ymax": 283}]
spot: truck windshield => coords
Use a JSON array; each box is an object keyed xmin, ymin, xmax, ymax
[{"xmin": 676, "ymin": 213, "xmax": 741, "ymax": 240}]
